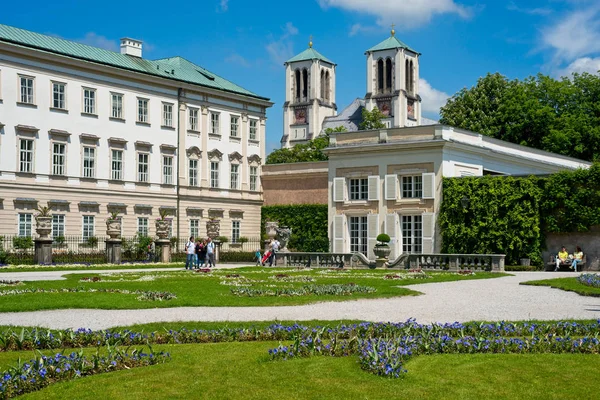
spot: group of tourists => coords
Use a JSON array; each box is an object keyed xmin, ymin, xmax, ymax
[
  {"xmin": 255, "ymin": 238, "xmax": 280, "ymax": 266},
  {"xmin": 185, "ymin": 236, "xmax": 215, "ymax": 269},
  {"xmin": 555, "ymin": 245, "xmax": 584, "ymax": 271}
]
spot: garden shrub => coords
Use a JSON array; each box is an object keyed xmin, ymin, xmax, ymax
[
  {"xmin": 219, "ymin": 251, "xmax": 255, "ymax": 263},
  {"xmin": 261, "ymin": 205, "xmax": 328, "ymax": 252}
]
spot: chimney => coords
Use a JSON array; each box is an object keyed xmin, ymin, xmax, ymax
[{"xmin": 120, "ymin": 38, "xmax": 142, "ymax": 58}]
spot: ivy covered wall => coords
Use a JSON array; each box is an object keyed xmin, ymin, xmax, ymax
[
  {"xmin": 261, "ymin": 205, "xmax": 329, "ymax": 252},
  {"xmin": 439, "ymin": 163, "xmax": 600, "ymax": 266}
]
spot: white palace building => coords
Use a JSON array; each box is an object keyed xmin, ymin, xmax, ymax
[{"xmin": 0, "ymin": 24, "xmax": 272, "ymax": 240}]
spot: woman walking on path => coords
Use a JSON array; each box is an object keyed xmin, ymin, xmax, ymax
[{"xmin": 198, "ymin": 239, "xmax": 208, "ymax": 268}]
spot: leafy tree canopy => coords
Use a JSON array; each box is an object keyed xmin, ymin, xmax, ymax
[
  {"xmin": 440, "ymin": 72, "xmax": 600, "ymax": 161},
  {"xmin": 266, "ymin": 126, "xmax": 347, "ymax": 164},
  {"xmin": 359, "ymin": 107, "xmax": 386, "ymax": 130}
]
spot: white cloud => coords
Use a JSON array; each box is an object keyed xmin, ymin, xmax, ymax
[
  {"xmin": 560, "ymin": 57, "xmax": 600, "ymax": 76},
  {"xmin": 77, "ymin": 32, "xmax": 118, "ymax": 52},
  {"xmin": 217, "ymin": 0, "xmax": 229, "ymax": 12},
  {"xmin": 507, "ymin": 2, "xmax": 552, "ymax": 16},
  {"xmin": 265, "ymin": 22, "xmax": 299, "ymax": 66},
  {"xmin": 318, "ymin": 0, "xmax": 471, "ymax": 29},
  {"xmin": 419, "ymin": 78, "xmax": 450, "ymax": 116},
  {"xmin": 225, "ymin": 53, "xmax": 252, "ymax": 68},
  {"xmin": 348, "ymin": 23, "xmax": 378, "ymax": 37}
]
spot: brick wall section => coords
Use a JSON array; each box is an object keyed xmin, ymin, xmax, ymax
[{"xmin": 261, "ymin": 161, "xmax": 328, "ymax": 206}]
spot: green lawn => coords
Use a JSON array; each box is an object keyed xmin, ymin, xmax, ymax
[
  {"xmin": 4, "ymin": 343, "xmax": 597, "ymax": 400},
  {"xmin": 0, "ymin": 268, "xmax": 507, "ymax": 311},
  {"xmin": 0, "ymin": 263, "xmax": 183, "ymax": 273},
  {"xmin": 521, "ymin": 277, "xmax": 600, "ymax": 297}
]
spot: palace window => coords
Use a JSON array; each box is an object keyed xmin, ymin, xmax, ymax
[
  {"xmin": 210, "ymin": 113, "xmax": 220, "ymax": 134},
  {"xmin": 189, "ymin": 159, "xmax": 198, "ymax": 186},
  {"xmin": 230, "ymin": 164, "xmax": 239, "ymax": 190},
  {"xmin": 190, "ymin": 219, "xmax": 199, "ymax": 238},
  {"xmin": 349, "ymin": 216, "xmax": 368, "ymax": 254},
  {"xmin": 19, "ymin": 139, "xmax": 34, "ymax": 173},
  {"xmin": 138, "ymin": 153, "xmax": 149, "ymax": 182},
  {"xmin": 401, "ymin": 175, "xmax": 423, "ymax": 198},
  {"xmin": 249, "ymin": 119, "xmax": 258, "ymax": 140},
  {"xmin": 19, "ymin": 76, "xmax": 34, "ymax": 104},
  {"xmin": 82, "ymin": 215, "xmax": 95, "ymax": 240},
  {"xmin": 402, "ymin": 215, "xmax": 422, "ymax": 254},
  {"xmin": 210, "ymin": 161, "xmax": 219, "ymax": 188},
  {"xmin": 111, "ymin": 150, "xmax": 123, "ymax": 180},
  {"xmin": 18, "ymin": 213, "xmax": 32, "ymax": 237},
  {"xmin": 163, "ymin": 103, "xmax": 173, "ymax": 127},
  {"xmin": 82, "ymin": 147, "xmax": 95, "ymax": 178},
  {"xmin": 111, "ymin": 93, "xmax": 123, "ymax": 119},
  {"xmin": 189, "ymin": 108, "xmax": 199, "ymax": 131},
  {"xmin": 232, "ymin": 221, "xmax": 240, "ymax": 243},
  {"xmin": 163, "ymin": 156, "xmax": 173, "ymax": 184},
  {"xmin": 249, "ymin": 166, "xmax": 258, "ymax": 191},
  {"xmin": 349, "ymin": 178, "xmax": 368, "ymax": 201},
  {"xmin": 137, "ymin": 217, "xmax": 149, "ymax": 236},
  {"xmin": 52, "ymin": 143, "xmax": 66, "ymax": 175},
  {"xmin": 52, "ymin": 215, "xmax": 65, "ymax": 239},
  {"xmin": 137, "ymin": 98, "xmax": 149, "ymax": 123},
  {"xmin": 230, "ymin": 115, "xmax": 239, "ymax": 137},
  {"xmin": 83, "ymin": 88, "xmax": 96, "ymax": 114},
  {"xmin": 52, "ymin": 82, "xmax": 66, "ymax": 109}
]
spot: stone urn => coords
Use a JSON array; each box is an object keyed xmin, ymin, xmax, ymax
[
  {"xmin": 35, "ymin": 216, "xmax": 52, "ymax": 239},
  {"xmin": 106, "ymin": 218, "xmax": 122, "ymax": 239},
  {"xmin": 373, "ymin": 244, "xmax": 391, "ymax": 259},
  {"xmin": 156, "ymin": 219, "xmax": 171, "ymax": 239}
]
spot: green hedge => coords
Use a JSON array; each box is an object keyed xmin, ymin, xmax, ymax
[
  {"xmin": 261, "ymin": 205, "xmax": 328, "ymax": 252},
  {"xmin": 219, "ymin": 251, "xmax": 256, "ymax": 263},
  {"xmin": 439, "ymin": 163, "xmax": 600, "ymax": 266}
]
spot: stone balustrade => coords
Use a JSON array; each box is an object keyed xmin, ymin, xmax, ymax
[{"xmin": 274, "ymin": 252, "xmax": 354, "ymax": 268}]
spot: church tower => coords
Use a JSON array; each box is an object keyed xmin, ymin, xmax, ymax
[
  {"xmin": 364, "ymin": 27, "xmax": 421, "ymax": 128},
  {"xmin": 281, "ymin": 39, "xmax": 337, "ymax": 148}
]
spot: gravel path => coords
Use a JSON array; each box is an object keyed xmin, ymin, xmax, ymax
[{"xmin": 0, "ymin": 271, "xmax": 598, "ymax": 329}]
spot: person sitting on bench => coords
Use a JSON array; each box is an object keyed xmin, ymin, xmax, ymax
[
  {"xmin": 555, "ymin": 246, "xmax": 569, "ymax": 271},
  {"xmin": 571, "ymin": 246, "xmax": 584, "ymax": 272}
]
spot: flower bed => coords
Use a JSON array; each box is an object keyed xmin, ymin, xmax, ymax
[
  {"xmin": 578, "ymin": 274, "xmax": 600, "ymax": 288},
  {"xmin": 0, "ymin": 346, "xmax": 169, "ymax": 399},
  {"xmin": 230, "ymin": 283, "xmax": 376, "ymax": 297},
  {"xmin": 0, "ymin": 287, "xmax": 176, "ymax": 301}
]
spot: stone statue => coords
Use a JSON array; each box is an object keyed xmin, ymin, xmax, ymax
[
  {"xmin": 275, "ymin": 226, "xmax": 292, "ymax": 252},
  {"xmin": 206, "ymin": 219, "xmax": 220, "ymax": 239}
]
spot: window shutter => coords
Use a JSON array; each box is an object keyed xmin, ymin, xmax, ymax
[
  {"xmin": 367, "ymin": 213, "xmax": 379, "ymax": 259},
  {"xmin": 422, "ymin": 212, "xmax": 435, "ymax": 254},
  {"xmin": 384, "ymin": 174, "xmax": 398, "ymax": 201},
  {"xmin": 385, "ymin": 213, "xmax": 398, "ymax": 260},
  {"xmin": 368, "ymin": 175, "xmax": 380, "ymax": 201},
  {"xmin": 332, "ymin": 214, "xmax": 345, "ymax": 253},
  {"xmin": 422, "ymin": 172, "xmax": 436, "ymax": 199},
  {"xmin": 333, "ymin": 177, "xmax": 345, "ymax": 203}
]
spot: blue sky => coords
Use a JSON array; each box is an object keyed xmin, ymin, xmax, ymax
[{"xmin": 2, "ymin": 0, "xmax": 600, "ymax": 153}]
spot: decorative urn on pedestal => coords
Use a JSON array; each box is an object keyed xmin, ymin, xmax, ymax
[
  {"xmin": 34, "ymin": 205, "xmax": 52, "ymax": 239},
  {"xmin": 372, "ymin": 233, "xmax": 391, "ymax": 269},
  {"xmin": 155, "ymin": 210, "xmax": 171, "ymax": 240},
  {"xmin": 106, "ymin": 212, "xmax": 122, "ymax": 239}
]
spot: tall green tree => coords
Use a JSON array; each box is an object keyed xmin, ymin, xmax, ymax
[
  {"xmin": 266, "ymin": 126, "xmax": 347, "ymax": 164},
  {"xmin": 440, "ymin": 72, "xmax": 600, "ymax": 161},
  {"xmin": 359, "ymin": 107, "xmax": 386, "ymax": 130}
]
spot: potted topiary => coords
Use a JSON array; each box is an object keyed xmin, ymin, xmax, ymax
[
  {"xmin": 106, "ymin": 211, "xmax": 122, "ymax": 239},
  {"xmin": 35, "ymin": 204, "xmax": 52, "ymax": 239},
  {"xmin": 373, "ymin": 233, "xmax": 391, "ymax": 259}
]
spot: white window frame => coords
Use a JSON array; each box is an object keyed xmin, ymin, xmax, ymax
[
  {"xmin": 230, "ymin": 164, "xmax": 239, "ymax": 190},
  {"xmin": 189, "ymin": 159, "xmax": 198, "ymax": 186},
  {"xmin": 19, "ymin": 75, "xmax": 35, "ymax": 104},
  {"xmin": 51, "ymin": 81, "xmax": 66, "ymax": 110},
  {"xmin": 52, "ymin": 214, "xmax": 65, "ymax": 239},
  {"xmin": 349, "ymin": 178, "xmax": 368, "ymax": 201},
  {"xmin": 401, "ymin": 175, "xmax": 423, "ymax": 198},
  {"xmin": 82, "ymin": 146, "xmax": 96, "ymax": 178},
  {"xmin": 349, "ymin": 216, "xmax": 368, "ymax": 255},
  {"xmin": 137, "ymin": 217, "xmax": 149, "ymax": 236},
  {"xmin": 137, "ymin": 98, "xmax": 149, "ymax": 123},
  {"xmin": 52, "ymin": 142, "xmax": 66, "ymax": 176},
  {"xmin": 163, "ymin": 156, "xmax": 173, "ymax": 185},
  {"xmin": 82, "ymin": 215, "xmax": 95, "ymax": 240},
  {"xmin": 232, "ymin": 220, "xmax": 240, "ymax": 243},
  {"xmin": 210, "ymin": 161, "xmax": 219, "ymax": 188},
  {"xmin": 189, "ymin": 108, "xmax": 199, "ymax": 131},
  {"xmin": 111, "ymin": 93, "xmax": 124, "ymax": 119},
  {"xmin": 18, "ymin": 213, "xmax": 32, "ymax": 237},
  {"xmin": 189, "ymin": 219, "xmax": 199, "ymax": 238},
  {"xmin": 249, "ymin": 166, "xmax": 258, "ymax": 191},
  {"xmin": 111, "ymin": 149, "xmax": 123, "ymax": 180},
  {"xmin": 162, "ymin": 102, "xmax": 173, "ymax": 127},
  {"xmin": 401, "ymin": 215, "xmax": 423, "ymax": 254},
  {"xmin": 19, "ymin": 138, "xmax": 34, "ymax": 173},
  {"xmin": 138, "ymin": 153, "xmax": 149, "ymax": 182},
  {"xmin": 210, "ymin": 112, "xmax": 220, "ymax": 134},
  {"xmin": 230, "ymin": 115, "xmax": 239, "ymax": 137},
  {"xmin": 82, "ymin": 87, "xmax": 96, "ymax": 114},
  {"xmin": 249, "ymin": 119, "xmax": 258, "ymax": 140}
]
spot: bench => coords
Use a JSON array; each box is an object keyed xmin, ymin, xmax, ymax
[{"xmin": 546, "ymin": 254, "xmax": 586, "ymax": 272}]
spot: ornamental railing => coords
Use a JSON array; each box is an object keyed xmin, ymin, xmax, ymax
[
  {"xmin": 274, "ymin": 252, "xmax": 354, "ymax": 268},
  {"xmin": 352, "ymin": 253, "xmax": 505, "ymax": 272}
]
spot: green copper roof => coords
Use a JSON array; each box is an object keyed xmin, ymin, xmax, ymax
[
  {"xmin": 286, "ymin": 47, "xmax": 334, "ymax": 65},
  {"xmin": 0, "ymin": 24, "xmax": 268, "ymax": 101},
  {"xmin": 367, "ymin": 35, "xmax": 418, "ymax": 54}
]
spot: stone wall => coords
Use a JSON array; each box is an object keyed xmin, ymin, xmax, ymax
[
  {"xmin": 261, "ymin": 161, "xmax": 328, "ymax": 206},
  {"xmin": 543, "ymin": 227, "xmax": 600, "ymax": 271}
]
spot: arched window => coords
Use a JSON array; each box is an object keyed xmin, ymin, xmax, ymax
[
  {"xmin": 320, "ymin": 69, "xmax": 325, "ymax": 99},
  {"xmin": 409, "ymin": 60, "xmax": 415, "ymax": 93},
  {"xmin": 405, "ymin": 59, "xmax": 410, "ymax": 92},
  {"xmin": 295, "ymin": 70, "xmax": 301, "ymax": 101},
  {"xmin": 325, "ymin": 71, "xmax": 330, "ymax": 101},
  {"xmin": 302, "ymin": 69, "xmax": 308, "ymax": 100},
  {"xmin": 385, "ymin": 58, "xmax": 392, "ymax": 93},
  {"xmin": 377, "ymin": 59, "xmax": 384, "ymax": 93}
]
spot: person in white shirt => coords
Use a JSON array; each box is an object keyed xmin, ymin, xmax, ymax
[
  {"xmin": 185, "ymin": 236, "xmax": 196, "ymax": 270},
  {"xmin": 206, "ymin": 237, "xmax": 216, "ymax": 268},
  {"xmin": 269, "ymin": 239, "xmax": 280, "ymax": 266}
]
